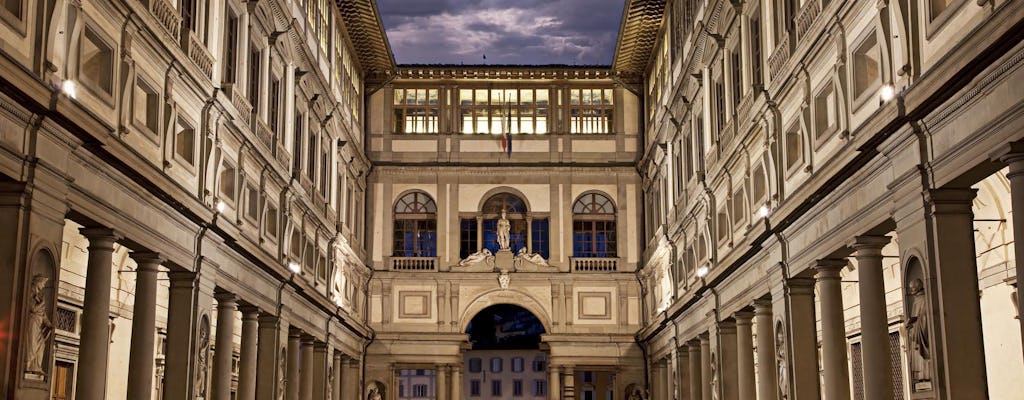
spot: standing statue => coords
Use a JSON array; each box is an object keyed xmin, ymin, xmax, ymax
[
  {"xmin": 627, "ymin": 387, "xmax": 647, "ymax": 400},
  {"xmin": 25, "ymin": 274, "xmax": 52, "ymax": 375},
  {"xmin": 195, "ymin": 319, "xmax": 210, "ymax": 396},
  {"xmin": 906, "ymin": 278, "xmax": 932, "ymax": 385},
  {"xmin": 496, "ymin": 209, "xmax": 511, "ymax": 250},
  {"xmin": 709, "ymin": 353, "xmax": 720, "ymax": 400},
  {"xmin": 367, "ymin": 386, "xmax": 383, "ymax": 400},
  {"xmin": 775, "ymin": 326, "xmax": 789, "ymax": 399},
  {"xmin": 277, "ymin": 347, "xmax": 287, "ymax": 400}
]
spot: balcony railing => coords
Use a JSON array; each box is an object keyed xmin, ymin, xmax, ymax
[
  {"xmin": 768, "ymin": 35, "xmax": 791, "ymax": 80},
  {"xmin": 571, "ymin": 257, "xmax": 619, "ymax": 272},
  {"xmin": 274, "ymin": 143, "xmax": 290, "ymax": 168},
  {"xmin": 254, "ymin": 119, "xmax": 274, "ymax": 150},
  {"xmin": 148, "ymin": 0, "xmax": 180, "ymax": 41},
  {"xmin": 183, "ymin": 30, "xmax": 214, "ymax": 79},
  {"xmin": 391, "ymin": 257, "xmax": 437, "ymax": 271},
  {"xmin": 225, "ymin": 83, "xmax": 252, "ymax": 126},
  {"xmin": 795, "ymin": 0, "xmax": 821, "ymax": 41}
]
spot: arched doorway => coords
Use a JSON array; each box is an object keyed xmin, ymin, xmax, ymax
[{"xmin": 463, "ymin": 304, "xmax": 548, "ymax": 399}]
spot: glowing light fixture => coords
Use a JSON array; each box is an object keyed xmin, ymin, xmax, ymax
[
  {"xmin": 696, "ymin": 266, "xmax": 710, "ymax": 278},
  {"xmin": 287, "ymin": 261, "xmax": 301, "ymax": 274},
  {"xmin": 758, "ymin": 205, "xmax": 771, "ymax": 218},
  {"xmin": 215, "ymin": 200, "xmax": 227, "ymax": 213},
  {"xmin": 62, "ymin": 80, "xmax": 77, "ymax": 99},
  {"xmin": 880, "ymin": 84, "xmax": 896, "ymax": 102}
]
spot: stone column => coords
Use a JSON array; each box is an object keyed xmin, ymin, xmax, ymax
[
  {"xmin": 312, "ymin": 342, "xmax": 328, "ymax": 400},
  {"xmin": 436, "ymin": 364, "xmax": 448, "ymax": 400},
  {"xmin": 126, "ymin": 252, "xmax": 163, "ymax": 400},
  {"xmin": 255, "ymin": 313, "xmax": 281, "ymax": 400},
  {"xmin": 677, "ymin": 346, "xmax": 690, "ymax": 400},
  {"xmin": 787, "ymin": 277, "xmax": 820, "ymax": 400},
  {"xmin": 852, "ymin": 236, "xmax": 894, "ymax": 400},
  {"xmin": 719, "ymin": 322, "xmax": 739, "ymax": 400},
  {"xmin": 212, "ymin": 292, "xmax": 238, "ymax": 400},
  {"xmin": 237, "ymin": 307, "xmax": 260, "ymax": 400},
  {"xmin": 700, "ymin": 334, "xmax": 711, "ymax": 400},
  {"xmin": 450, "ymin": 365, "xmax": 462, "ymax": 400},
  {"xmin": 734, "ymin": 311, "xmax": 756, "ymax": 400},
  {"xmin": 286, "ymin": 331, "xmax": 301, "ymax": 400},
  {"xmin": 999, "ymin": 150, "xmax": 1024, "ymax": 352},
  {"xmin": 563, "ymin": 366, "xmax": 576, "ymax": 400},
  {"xmin": 164, "ymin": 271, "xmax": 198, "ymax": 400},
  {"xmin": 332, "ymin": 352, "xmax": 343, "ymax": 400},
  {"xmin": 548, "ymin": 365, "xmax": 561, "ymax": 400},
  {"xmin": 299, "ymin": 336, "xmax": 314, "ymax": 400},
  {"xmin": 74, "ymin": 227, "xmax": 119, "ymax": 400},
  {"xmin": 753, "ymin": 300, "xmax": 778, "ymax": 400},
  {"xmin": 687, "ymin": 341, "xmax": 702, "ymax": 400},
  {"xmin": 815, "ymin": 259, "xmax": 851, "ymax": 400},
  {"xmin": 924, "ymin": 189, "xmax": 989, "ymax": 398},
  {"xmin": 652, "ymin": 359, "xmax": 666, "ymax": 400}
]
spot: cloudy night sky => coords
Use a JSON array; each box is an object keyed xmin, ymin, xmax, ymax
[{"xmin": 376, "ymin": 0, "xmax": 626, "ymax": 66}]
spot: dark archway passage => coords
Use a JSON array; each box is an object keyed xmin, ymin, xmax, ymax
[{"xmin": 463, "ymin": 304, "xmax": 549, "ymax": 399}]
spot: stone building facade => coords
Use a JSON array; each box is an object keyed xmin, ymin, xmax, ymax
[{"xmin": 0, "ymin": 0, "xmax": 1021, "ymax": 400}]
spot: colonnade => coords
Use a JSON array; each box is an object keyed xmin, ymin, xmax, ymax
[{"xmin": 68, "ymin": 225, "xmax": 362, "ymax": 400}]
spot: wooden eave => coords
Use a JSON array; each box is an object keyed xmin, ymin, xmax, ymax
[
  {"xmin": 334, "ymin": 0, "xmax": 396, "ymax": 80},
  {"xmin": 612, "ymin": 0, "xmax": 667, "ymax": 83}
]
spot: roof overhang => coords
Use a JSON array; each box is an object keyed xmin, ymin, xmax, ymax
[
  {"xmin": 335, "ymin": 0, "xmax": 396, "ymax": 81},
  {"xmin": 393, "ymin": 65, "xmax": 614, "ymax": 81},
  {"xmin": 612, "ymin": 0, "xmax": 667, "ymax": 83}
]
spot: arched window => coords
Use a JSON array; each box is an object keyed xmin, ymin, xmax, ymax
[
  {"xmin": 459, "ymin": 192, "xmax": 549, "ymax": 258},
  {"xmin": 572, "ymin": 193, "xmax": 616, "ymax": 258},
  {"xmin": 393, "ymin": 192, "xmax": 437, "ymax": 257},
  {"xmin": 482, "ymin": 193, "xmax": 528, "ymax": 254}
]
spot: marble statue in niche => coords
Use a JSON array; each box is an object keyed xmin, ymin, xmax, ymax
[
  {"xmin": 906, "ymin": 278, "xmax": 933, "ymax": 387},
  {"xmin": 195, "ymin": 317, "xmax": 210, "ymax": 397},
  {"xmin": 24, "ymin": 274, "xmax": 52, "ymax": 375},
  {"xmin": 496, "ymin": 209, "xmax": 511, "ymax": 250},
  {"xmin": 709, "ymin": 352, "xmax": 719, "ymax": 400},
  {"xmin": 278, "ymin": 347, "xmax": 287, "ymax": 400},
  {"xmin": 775, "ymin": 322, "xmax": 789, "ymax": 400}
]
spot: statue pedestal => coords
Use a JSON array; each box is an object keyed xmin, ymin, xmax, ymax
[{"xmin": 495, "ymin": 249, "xmax": 514, "ymax": 271}]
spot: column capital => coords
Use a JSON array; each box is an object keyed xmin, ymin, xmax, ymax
[
  {"xmin": 814, "ymin": 258, "xmax": 848, "ymax": 280},
  {"xmin": 79, "ymin": 226, "xmax": 121, "ymax": 247},
  {"xmin": 687, "ymin": 340, "xmax": 701, "ymax": 351},
  {"xmin": 718, "ymin": 319, "xmax": 737, "ymax": 334},
  {"xmin": 239, "ymin": 305, "xmax": 261, "ymax": 317},
  {"xmin": 753, "ymin": 298, "xmax": 772, "ymax": 314},
  {"xmin": 167, "ymin": 271, "xmax": 196, "ymax": 288},
  {"xmin": 990, "ymin": 141, "xmax": 1024, "ymax": 166},
  {"xmin": 300, "ymin": 334, "xmax": 316, "ymax": 344},
  {"xmin": 129, "ymin": 251, "xmax": 164, "ymax": 270},
  {"xmin": 699, "ymin": 332, "xmax": 710, "ymax": 344},
  {"xmin": 733, "ymin": 310, "xmax": 755, "ymax": 324},
  {"xmin": 314, "ymin": 341, "xmax": 329, "ymax": 351},
  {"xmin": 924, "ymin": 189, "xmax": 977, "ymax": 215},
  {"xmin": 215, "ymin": 290, "xmax": 238, "ymax": 305},
  {"xmin": 787, "ymin": 277, "xmax": 816, "ymax": 295},
  {"xmin": 549, "ymin": 365, "xmax": 561, "ymax": 373},
  {"xmin": 258, "ymin": 312, "xmax": 280, "ymax": 324}
]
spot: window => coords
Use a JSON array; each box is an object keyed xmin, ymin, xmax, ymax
[
  {"xmin": 293, "ymin": 114, "xmax": 304, "ymax": 172},
  {"xmin": 572, "ymin": 192, "xmax": 617, "ymax": 258},
  {"xmin": 714, "ymin": 80, "xmax": 726, "ymax": 131},
  {"xmin": 813, "ymin": 83, "xmax": 837, "ymax": 142},
  {"xmin": 265, "ymin": 203, "xmax": 278, "ymax": 238},
  {"xmin": 513, "ymin": 380, "xmax": 523, "ymax": 396},
  {"xmin": 269, "ymin": 76, "xmax": 281, "ymax": 136},
  {"xmin": 134, "ymin": 79, "xmax": 159, "ymax": 134},
  {"xmin": 459, "ymin": 88, "xmax": 550, "ymax": 134},
  {"xmin": 412, "ymin": 384, "xmax": 428, "ymax": 397},
  {"xmin": 750, "ymin": 12, "xmax": 763, "ymax": 89},
  {"xmin": 393, "ymin": 192, "xmax": 438, "ymax": 257},
  {"xmin": 490, "ymin": 357, "xmax": 503, "ymax": 373},
  {"xmin": 569, "ymin": 88, "xmax": 614, "ymax": 134},
  {"xmin": 491, "ymin": 380, "xmax": 502, "ymax": 396},
  {"xmin": 785, "ymin": 123, "xmax": 803, "ymax": 172},
  {"xmin": 716, "ymin": 209, "xmax": 729, "ymax": 243},
  {"xmin": 223, "ymin": 11, "xmax": 239, "ymax": 83},
  {"xmin": 219, "ymin": 163, "xmax": 237, "ymax": 202},
  {"xmin": 470, "ymin": 380, "xmax": 481, "ymax": 396},
  {"xmin": 460, "ymin": 218, "xmax": 478, "ymax": 259},
  {"xmin": 245, "ymin": 184, "xmax": 259, "ymax": 221},
  {"xmin": 752, "ymin": 163, "xmax": 767, "ymax": 205},
  {"xmin": 531, "ymin": 218, "xmax": 549, "ymax": 259},
  {"xmin": 532, "ymin": 360, "xmax": 546, "ymax": 372},
  {"xmin": 731, "ymin": 49, "xmax": 743, "ymax": 107},
  {"xmin": 468, "ymin": 358, "xmax": 482, "ymax": 373},
  {"xmin": 582, "ymin": 371, "xmax": 594, "ymax": 383},
  {"xmin": 533, "ymin": 380, "xmax": 547, "ymax": 396},
  {"xmin": 929, "ymin": 0, "xmax": 955, "ymax": 21},
  {"xmin": 1, "ymin": 0, "xmax": 22, "ymax": 24},
  {"xmin": 52, "ymin": 361, "xmax": 74, "ymax": 400},
  {"xmin": 394, "ymin": 88, "xmax": 439, "ymax": 134},
  {"xmin": 306, "ymin": 130, "xmax": 317, "ymax": 182},
  {"xmin": 79, "ymin": 26, "xmax": 114, "ymax": 97},
  {"xmin": 249, "ymin": 47, "xmax": 261, "ymax": 108},
  {"xmin": 852, "ymin": 31, "xmax": 881, "ymax": 102},
  {"xmin": 731, "ymin": 188, "xmax": 745, "ymax": 228},
  {"xmin": 175, "ymin": 119, "xmax": 196, "ymax": 166},
  {"xmin": 512, "ymin": 357, "xmax": 524, "ymax": 373},
  {"xmin": 684, "ymin": 134, "xmax": 694, "ymax": 181},
  {"xmin": 180, "ymin": 0, "xmax": 198, "ymax": 33}
]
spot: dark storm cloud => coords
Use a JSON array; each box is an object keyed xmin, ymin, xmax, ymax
[{"xmin": 376, "ymin": 0, "xmax": 625, "ymax": 65}]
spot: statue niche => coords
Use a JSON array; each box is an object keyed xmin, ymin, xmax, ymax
[
  {"xmin": 23, "ymin": 250, "xmax": 57, "ymax": 382},
  {"xmin": 904, "ymin": 258, "xmax": 934, "ymax": 393}
]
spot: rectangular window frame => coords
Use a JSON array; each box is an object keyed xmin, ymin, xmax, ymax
[
  {"xmin": 0, "ymin": 0, "xmax": 26, "ymax": 35},
  {"xmin": 78, "ymin": 23, "xmax": 117, "ymax": 104},
  {"xmin": 849, "ymin": 28, "xmax": 882, "ymax": 112}
]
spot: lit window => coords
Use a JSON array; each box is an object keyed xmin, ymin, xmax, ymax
[
  {"xmin": 79, "ymin": 27, "xmax": 114, "ymax": 96},
  {"xmin": 852, "ymin": 32, "xmax": 881, "ymax": 101},
  {"xmin": 393, "ymin": 88, "xmax": 439, "ymax": 134},
  {"xmin": 572, "ymin": 193, "xmax": 617, "ymax": 258},
  {"xmin": 569, "ymin": 88, "xmax": 614, "ymax": 134},
  {"xmin": 393, "ymin": 192, "xmax": 437, "ymax": 257},
  {"xmin": 460, "ymin": 88, "xmax": 549, "ymax": 134}
]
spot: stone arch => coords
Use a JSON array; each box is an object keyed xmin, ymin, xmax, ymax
[
  {"xmin": 476, "ymin": 186, "xmax": 533, "ymax": 213},
  {"xmin": 458, "ymin": 289, "xmax": 553, "ymax": 334},
  {"xmin": 572, "ymin": 190, "xmax": 617, "ymax": 213}
]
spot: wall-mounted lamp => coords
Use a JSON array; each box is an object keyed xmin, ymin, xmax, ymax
[
  {"xmin": 287, "ymin": 261, "xmax": 302, "ymax": 275},
  {"xmin": 215, "ymin": 200, "xmax": 227, "ymax": 213},
  {"xmin": 696, "ymin": 265, "xmax": 710, "ymax": 278},
  {"xmin": 758, "ymin": 205, "xmax": 771, "ymax": 218},
  {"xmin": 879, "ymin": 84, "xmax": 896, "ymax": 104}
]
